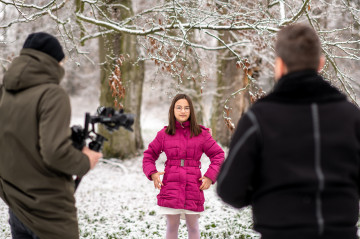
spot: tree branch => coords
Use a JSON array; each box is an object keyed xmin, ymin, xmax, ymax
[
  {"xmin": 279, "ymin": 0, "xmax": 311, "ymax": 26},
  {"xmin": 0, "ymin": 1, "xmax": 66, "ymax": 29}
]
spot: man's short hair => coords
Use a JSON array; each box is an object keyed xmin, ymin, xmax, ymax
[{"xmin": 275, "ymin": 24, "xmax": 321, "ymax": 72}]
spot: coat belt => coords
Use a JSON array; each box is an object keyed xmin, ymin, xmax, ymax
[{"xmin": 165, "ymin": 159, "xmax": 201, "ymax": 168}]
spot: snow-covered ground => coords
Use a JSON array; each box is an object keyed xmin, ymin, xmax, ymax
[{"xmin": 0, "ymin": 93, "xmax": 259, "ymax": 238}]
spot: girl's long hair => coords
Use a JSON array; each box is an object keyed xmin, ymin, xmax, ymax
[{"xmin": 165, "ymin": 94, "xmax": 202, "ymax": 137}]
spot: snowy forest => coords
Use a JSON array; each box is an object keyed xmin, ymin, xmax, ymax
[{"xmin": 0, "ymin": 0, "xmax": 360, "ymax": 238}]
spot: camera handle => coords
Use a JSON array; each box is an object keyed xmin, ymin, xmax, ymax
[
  {"xmin": 88, "ymin": 134, "xmax": 107, "ymax": 152},
  {"xmin": 74, "ymin": 133, "xmax": 107, "ymax": 191},
  {"xmin": 72, "ymin": 108, "xmax": 134, "ymax": 191}
]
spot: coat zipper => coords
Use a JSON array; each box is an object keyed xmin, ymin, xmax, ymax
[{"xmin": 311, "ymin": 103, "xmax": 324, "ymax": 235}]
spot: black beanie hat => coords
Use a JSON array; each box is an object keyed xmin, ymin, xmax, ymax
[{"xmin": 23, "ymin": 32, "xmax": 65, "ymax": 62}]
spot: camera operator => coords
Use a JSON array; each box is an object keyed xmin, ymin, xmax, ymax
[
  {"xmin": 0, "ymin": 32, "xmax": 102, "ymax": 239},
  {"xmin": 217, "ymin": 24, "xmax": 360, "ymax": 239}
]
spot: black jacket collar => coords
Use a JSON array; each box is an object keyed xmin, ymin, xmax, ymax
[{"xmin": 259, "ymin": 70, "xmax": 346, "ymax": 104}]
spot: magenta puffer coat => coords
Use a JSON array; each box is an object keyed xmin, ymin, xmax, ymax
[{"xmin": 143, "ymin": 121, "xmax": 225, "ymax": 212}]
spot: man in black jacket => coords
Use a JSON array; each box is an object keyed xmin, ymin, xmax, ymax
[{"xmin": 216, "ymin": 24, "xmax": 360, "ymax": 239}]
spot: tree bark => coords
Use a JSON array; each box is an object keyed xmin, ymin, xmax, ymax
[
  {"xmin": 210, "ymin": 31, "xmax": 250, "ymax": 147},
  {"xmin": 98, "ymin": 1, "xmax": 144, "ymax": 159}
]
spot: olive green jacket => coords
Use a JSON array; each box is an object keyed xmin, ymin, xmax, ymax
[{"xmin": 0, "ymin": 49, "xmax": 90, "ymax": 239}]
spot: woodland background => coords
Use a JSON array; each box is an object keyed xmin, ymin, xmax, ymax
[
  {"xmin": 0, "ymin": 1, "xmax": 360, "ymax": 238},
  {"xmin": 0, "ymin": 0, "xmax": 359, "ymax": 158}
]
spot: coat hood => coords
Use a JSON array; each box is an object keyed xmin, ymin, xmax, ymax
[{"xmin": 3, "ymin": 48, "xmax": 65, "ymax": 92}]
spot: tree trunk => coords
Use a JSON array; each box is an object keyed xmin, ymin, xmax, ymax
[
  {"xmin": 210, "ymin": 32, "xmax": 250, "ymax": 147},
  {"xmin": 98, "ymin": 1, "xmax": 144, "ymax": 159}
]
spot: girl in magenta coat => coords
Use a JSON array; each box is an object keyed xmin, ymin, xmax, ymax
[{"xmin": 143, "ymin": 94, "xmax": 225, "ymax": 239}]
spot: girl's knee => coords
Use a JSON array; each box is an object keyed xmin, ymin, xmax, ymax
[
  {"xmin": 185, "ymin": 215, "xmax": 199, "ymax": 231},
  {"xmin": 166, "ymin": 215, "xmax": 180, "ymax": 228}
]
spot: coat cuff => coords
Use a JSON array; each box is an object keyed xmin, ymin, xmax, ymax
[
  {"xmin": 73, "ymin": 153, "xmax": 91, "ymax": 177},
  {"xmin": 147, "ymin": 170, "xmax": 158, "ymax": 181},
  {"xmin": 204, "ymin": 170, "xmax": 217, "ymax": 184}
]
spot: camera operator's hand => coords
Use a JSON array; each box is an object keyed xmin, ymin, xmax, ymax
[
  {"xmin": 151, "ymin": 171, "xmax": 164, "ymax": 190},
  {"xmin": 82, "ymin": 146, "xmax": 102, "ymax": 170}
]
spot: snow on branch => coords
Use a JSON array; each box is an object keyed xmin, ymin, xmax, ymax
[
  {"xmin": 0, "ymin": 0, "xmax": 359, "ymax": 124},
  {"xmin": 0, "ymin": 0, "xmax": 56, "ymax": 10},
  {"xmin": 0, "ymin": 0, "xmax": 66, "ymax": 29},
  {"xmin": 73, "ymin": 0, "xmax": 360, "ymax": 107},
  {"xmin": 279, "ymin": 0, "xmax": 310, "ymax": 26}
]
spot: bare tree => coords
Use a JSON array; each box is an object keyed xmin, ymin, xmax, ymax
[
  {"xmin": 74, "ymin": 0, "xmax": 359, "ymax": 132},
  {"xmin": 1, "ymin": 0, "xmax": 359, "ymax": 149},
  {"xmin": 94, "ymin": 1, "xmax": 145, "ymax": 158},
  {"xmin": 0, "ymin": 1, "xmax": 99, "ymax": 94}
]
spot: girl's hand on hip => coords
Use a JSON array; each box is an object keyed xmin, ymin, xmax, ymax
[
  {"xmin": 151, "ymin": 172, "xmax": 165, "ymax": 190},
  {"xmin": 199, "ymin": 176, "xmax": 212, "ymax": 190}
]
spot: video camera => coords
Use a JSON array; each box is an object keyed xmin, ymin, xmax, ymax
[
  {"xmin": 71, "ymin": 106, "xmax": 134, "ymax": 152},
  {"xmin": 71, "ymin": 106, "xmax": 134, "ymax": 189}
]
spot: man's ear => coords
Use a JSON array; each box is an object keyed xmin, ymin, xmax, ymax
[
  {"xmin": 318, "ymin": 56, "xmax": 325, "ymax": 72},
  {"xmin": 274, "ymin": 57, "xmax": 287, "ymax": 81}
]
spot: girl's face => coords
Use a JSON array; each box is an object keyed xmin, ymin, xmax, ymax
[{"xmin": 174, "ymin": 99, "xmax": 190, "ymax": 123}]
